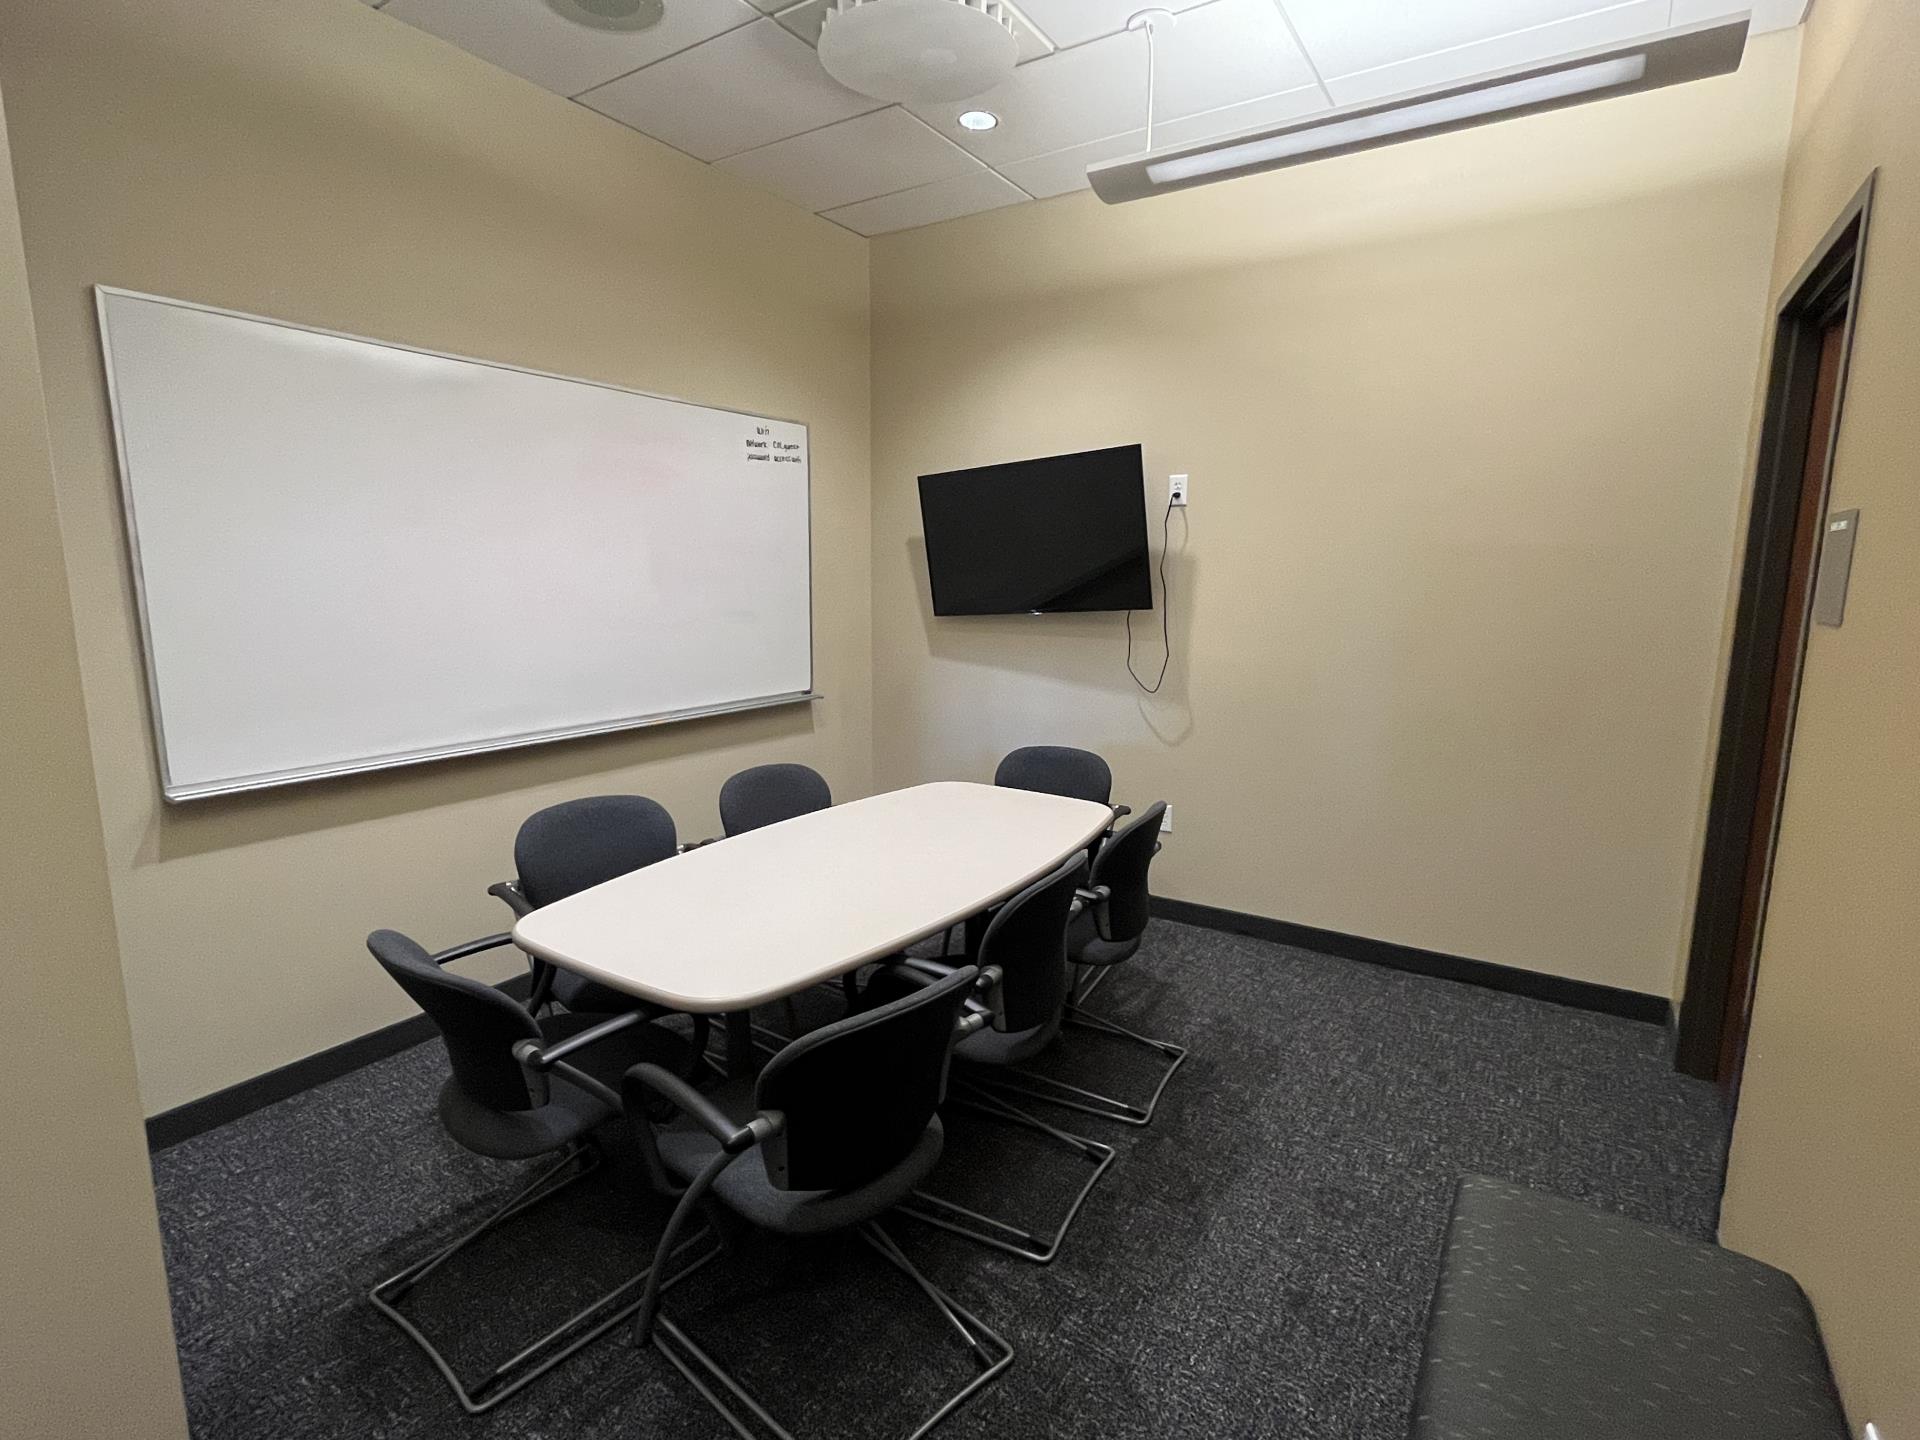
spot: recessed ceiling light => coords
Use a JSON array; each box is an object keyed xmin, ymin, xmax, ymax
[
  {"xmin": 544, "ymin": 0, "xmax": 664, "ymax": 32},
  {"xmin": 958, "ymin": 110, "xmax": 999, "ymax": 132}
]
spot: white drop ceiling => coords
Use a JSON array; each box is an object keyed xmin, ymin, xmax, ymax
[{"xmin": 367, "ymin": 0, "xmax": 1811, "ymax": 235}]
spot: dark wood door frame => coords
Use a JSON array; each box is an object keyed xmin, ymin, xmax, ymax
[{"xmin": 1675, "ymin": 173, "xmax": 1877, "ymax": 1085}]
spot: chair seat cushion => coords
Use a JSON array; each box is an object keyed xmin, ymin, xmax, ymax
[
  {"xmin": 954, "ymin": 1017, "xmax": 1055, "ymax": 1067},
  {"xmin": 654, "ymin": 1078, "xmax": 945, "ymax": 1236},
  {"xmin": 439, "ymin": 1012, "xmax": 693, "ymax": 1161},
  {"xmin": 864, "ymin": 962, "xmax": 1057, "ymax": 1067},
  {"xmin": 1412, "ymin": 1175, "xmax": 1849, "ymax": 1440},
  {"xmin": 1067, "ymin": 908, "xmax": 1139, "ymax": 970}
]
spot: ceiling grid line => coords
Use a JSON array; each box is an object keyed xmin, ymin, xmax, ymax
[{"xmin": 1267, "ymin": 0, "xmax": 1338, "ymax": 108}]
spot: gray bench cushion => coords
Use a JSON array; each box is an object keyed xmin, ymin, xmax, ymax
[{"xmin": 1411, "ymin": 1175, "xmax": 1848, "ymax": 1440}]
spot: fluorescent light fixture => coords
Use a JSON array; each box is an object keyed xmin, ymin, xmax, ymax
[
  {"xmin": 1089, "ymin": 16, "xmax": 1748, "ymax": 204},
  {"xmin": 958, "ymin": 109, "xmax": 1000, "ymax": 131},
  {"xmin": 1147, "ymin": 56, "xmax": 1644, "ymax": 186}
]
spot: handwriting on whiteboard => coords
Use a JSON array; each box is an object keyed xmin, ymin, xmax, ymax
[{"xmin": 745, "ymin": 425, "xmax": 805, "ymax": 465}]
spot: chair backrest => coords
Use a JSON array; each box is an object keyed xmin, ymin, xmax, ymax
[
  {"xmin": 368, "ymin": 929, "xmax": 541, "ymax": 1113},
  {"xmin": 1091, "ymin": 801, "xmax": 1166, "ymax": 944},
  {"xmin": 513, "ymin": 794, "xmax": 677, "ymax": 908},
  {"xmin": 756, "ymin": 965, "xmax": 976, "ymax": 1193},
  {"xmin": 978, "ymin": 853, "xmax": 1087, "ymax": 1034},
  {"xmin": 993, "ymin": 745, "xmax": 1113, "ymax": 805},
  {"xmin": 719, "ymin": 763, "xmax": 831, "ymax": 837}
]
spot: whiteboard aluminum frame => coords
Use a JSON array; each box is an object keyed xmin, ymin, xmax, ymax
[{"xmin": 94, "ymin": 285, "xmax": 817, "ymax": 804}]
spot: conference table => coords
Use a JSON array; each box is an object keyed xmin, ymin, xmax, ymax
[{"xmin": 511, "ymin": 781, "xmax": 1115, "ymax": 1073}]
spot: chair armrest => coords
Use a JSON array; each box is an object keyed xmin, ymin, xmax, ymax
[
  {"xmin": 898, "ymin": 957, "xmax": 959, "ymax": 981},
  {"xmin": 487, "ymin": 879, "xmax": 534, "ymax": 918},
  {"xmin": 429, "ymin": 932, "xmax": 518, "ymax": 966},
  {"xmin": 1110, "ymin": 804, "xmax": 1132, "ymax": 822},
  {"xmin": 513, "ymin": 1012, "xmax": 653, "ymax": 1108},
  {"xmin": 524, "ymin": 1010, "xmax": 649, "ymax": 1067},
  {"xmin": 630, "ymin": 1062, "xmax": 780, "ymax": 1154},
  {"xmin": 677, "ymin": 837, "xmax": 720, "ymax": 853},
  {"xmin": 1076, "ymin": 883, "xmax": 1113, "ymax": 920}
]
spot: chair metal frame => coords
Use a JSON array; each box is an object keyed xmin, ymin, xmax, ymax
[
  {"xmin": 896, "ymin": 1079, "xmax": 1116, "ymax": 1265},
  {"xmin": 366, "ymin": 957, "xmax": 710, "ymax": 1415},
  {"xmin": 627, "ymin": 1046, "xmax": 1013, "ymax": 1440},
  {"xmin": 977, "ymin": 828, "xmax": 1188, "ymax": 1129},
  {"xmin": 890, "ymin": 875, "xmax": 1121, "ymax": 1266}
]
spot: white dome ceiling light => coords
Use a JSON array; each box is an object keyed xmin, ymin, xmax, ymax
[{"xmin": 817, "ymin": 0, "xmax": 1018, "ymax": 105}]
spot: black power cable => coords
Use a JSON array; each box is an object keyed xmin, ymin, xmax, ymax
[{"xmin": 1126, "ymin": 496, "xmax": 1176, "ymax": 693}]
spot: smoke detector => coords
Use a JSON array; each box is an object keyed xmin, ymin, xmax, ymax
[
  {"xmin": 544, "ymin": 0, "xmax": 665, "ymax": 31},
  {"xmin": 818, "ymin": 0, "xmax": 1018, "ymax": 104}
]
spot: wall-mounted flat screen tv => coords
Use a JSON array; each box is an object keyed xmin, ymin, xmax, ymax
[{"xmin": 918, "ymin": 444, "xmax": 1153, "ymax": 615}]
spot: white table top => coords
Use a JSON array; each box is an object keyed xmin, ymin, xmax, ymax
[{"xmin": 511, "ymin": 781, "xmax": 1113, "ymax": 1013}]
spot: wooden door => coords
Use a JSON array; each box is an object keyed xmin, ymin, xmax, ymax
[{"xmin": 1717, "ymin": 319, "xmax": 1849, "ymax": 1093}]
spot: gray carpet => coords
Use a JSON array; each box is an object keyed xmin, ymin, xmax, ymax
[{"xmin": 150, "ymin": 920, "xmax": 1728, "ymax": 1439}]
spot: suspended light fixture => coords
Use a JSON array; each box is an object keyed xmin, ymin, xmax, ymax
[
  {"xmin": 817, "ymin": 0, "xmax": 1018, "ymax": 104},
  {"xmin": 1089, "ymin": 16, "xmax": 1749, "ymax": 204}
]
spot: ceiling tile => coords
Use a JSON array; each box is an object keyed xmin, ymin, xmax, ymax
[
  {"xmin": 997, "ymin": 82, "xmax": 1324, "ymax": 197},
  {"xmin": 1152, "ymin": 81, "xmax": 1330, "ymax": 144},
  {"xmin": 1281, "ymin": 0, "xmax": 1626, "ymax": 78},
  {"xmin": 906, "ymin": 33, "xmax": 1142, "ymax": 165},
  {"xmin": 383, "ymin": 0, "xmax": 759, "ymax": 98},
  {"xmin": 577, "ymin": 18, "xmax": 883, "ymax": 160},
  {"xmin": 821, "ymin": 169, "xmax": 1029, "ymax": 235},
  {"xmin": 1673, "ymin": 0, "xmax": 1809, "ymax": 33},
  {"xmin": 1010, "ymin": 0, "xmax": 1214, "ymax": 50},
  {"xmin": 745, "ymin": 0, "xmax": 787, "ymax": 10},
  {"xmin": 909, "ymin": 0, "xmax": 1319, "ymax": 164},
  {"xmin": 1153, "ymin": 0, "xmax": 1324, "ymax": 116},
  {"xmin": 715, "ymin": 106, "xmax": 986, "ymax": 211},
  {"xmin": 1282, "ymin": 0, "xmax": 1673, "ymax": 106},
  {"xmin": 776, "ymin": 0, "xmax": 1053, "ymax": 61},
  {"xmin": 999, "ymin": 132, "xmax": 1145, "ymax": 198}
]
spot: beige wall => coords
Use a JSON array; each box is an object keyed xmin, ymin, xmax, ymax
[
  {"xmin": 0, "ymin": 0, "xmax": 873, "ymax": 1114},
  {"xmin": 869, "ymin": 35, "xmax": 1801, "ymax": 998},
  {"xmin": 0, "ymin": 93, "xmax": 189, "ymax": 1440},
  {"xmin": 1717, "ymin": 0, "xmax": 1920, "ymax": 1429}
]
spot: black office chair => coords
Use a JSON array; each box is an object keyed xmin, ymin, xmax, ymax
[
  {"xmin": 488, "ymin": 795, "xmax": 683, "ymax": 1018},
  {"xmin": 990, "ymin": 802, "xmax": 1185, "ymax": 1127},
  {"xmin": 939, "ymin": 745, "xmax": 1128, "ymax": 960},
  {"xmin": 716, "ymin": 761, "xmax": 869, "ymax": 1032},
  {"xmin": 365, "ymin": 928, "xmax": 702, "ymax": 1413},
  {"xmin": 718, "ymin": 762, "xmax": 831, "ymax": 836},
  {"xmin": 993, "ymin": 745, "xmax": 1116, "ymax": 806},
  {"xmin": 624, "ymin": 965, "xmax": 1012, "ymax": 1440},
  {"xmin": 877, "ymin": 855, "xmax": 1118, "ymax": 1265}
]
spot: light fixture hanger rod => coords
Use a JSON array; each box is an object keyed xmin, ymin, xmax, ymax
[{"xmin": 1127, "ymin": 9, "xmax": 1176, "ymax": 154}]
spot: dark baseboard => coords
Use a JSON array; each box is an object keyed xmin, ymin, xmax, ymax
[
  {"xmin": 145, "ymin": 973, "xmax": 533, "ymax": 1152},
  {"xmin": 1151, "ymin": 897, "xmax": 1671, "ymax": 1026}
]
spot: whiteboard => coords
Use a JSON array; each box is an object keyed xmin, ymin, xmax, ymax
[{"xmin": 96, "ymin": 288, "xmax": 813, "ymax": 802}]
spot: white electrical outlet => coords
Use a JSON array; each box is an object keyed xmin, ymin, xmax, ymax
[
  {"xmin": 1168, "ymin": 473, "xmax": 1188, "ymax": 507},
  {"xmin": 1160, "ymin": 804, "xmax": 1173, "ymax": 833}
]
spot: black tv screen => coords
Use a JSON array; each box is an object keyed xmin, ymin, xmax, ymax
[{"xmin": 918, "ymin": 445, "xmax": 1152, "ymax": 615}]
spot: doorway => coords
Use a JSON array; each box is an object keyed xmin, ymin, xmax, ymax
[{"xmin": 1675, "ymin": 175, "xmax": 1876, "ymax": 1093}]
